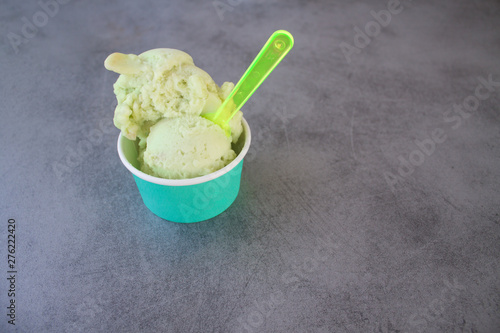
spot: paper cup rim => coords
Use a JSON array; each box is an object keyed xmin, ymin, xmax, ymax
[{"xmin": 117, "ymin": 117, "xmax": 251, "ymax": 186}]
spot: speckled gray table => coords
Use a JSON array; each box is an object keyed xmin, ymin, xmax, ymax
[{"xmin": 1, "ymin": 0, "xmax": 499, "ymax": 332}]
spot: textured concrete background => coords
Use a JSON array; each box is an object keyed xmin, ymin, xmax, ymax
[{"xmin": 1, "ymin": 0, "xmax": 499, "ymax": 332}]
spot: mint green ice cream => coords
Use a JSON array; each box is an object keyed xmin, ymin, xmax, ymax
[{"xmin": 105, "ymin": 48, "xmax": 243, "ymax": 179}]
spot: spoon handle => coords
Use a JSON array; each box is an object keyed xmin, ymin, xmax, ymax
[{"xmin": 205, "ymin": 30, "xmax": 294, "ymax": 133}]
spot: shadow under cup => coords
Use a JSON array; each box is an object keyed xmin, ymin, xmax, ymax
[{"xmin": 117, "ymin": 118, "xmax": 251, "ymax": 223}]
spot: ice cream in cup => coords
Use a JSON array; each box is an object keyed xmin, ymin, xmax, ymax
[
  {"xmin": 106, "ymin": 31, "xmax": 292, "ymax": 222},
  {"xmin": 106, "ymin": 49, "xmax": 249, "ymax": 222}
]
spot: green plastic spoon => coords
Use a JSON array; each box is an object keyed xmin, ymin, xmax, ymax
[{"xmin": 203, "ymin": 30, "xmax": 294, "ymax": 136}]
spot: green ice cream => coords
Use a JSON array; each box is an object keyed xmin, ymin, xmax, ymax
[
  {"xmin": 142, "ymin": 116, "xmax": 236, "ymax": 179},
  {"xmin": 105, "ymin": 48, "xmax": 243, "ymax": 179}
]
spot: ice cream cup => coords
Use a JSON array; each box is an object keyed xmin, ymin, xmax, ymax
[{"xmin": 117, "ymin": 118, "xmax": 251, "ymax": 223}]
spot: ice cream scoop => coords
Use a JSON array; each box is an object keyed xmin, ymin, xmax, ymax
[
  {"xmin": 141, "ymin": 116, "xmax": 236, "ymax": 179},
  {"xmin": 203, "ymin": 30, "xmax": 294, "ymax": 136},
  {"xmin": 104, "ymin": 48, "xmax": 237, "ymax": 142}
]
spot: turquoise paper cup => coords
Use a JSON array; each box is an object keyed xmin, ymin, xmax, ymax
[{"xmin": 117, "ymin": 118, "xmax": 251, "ymax": 223}]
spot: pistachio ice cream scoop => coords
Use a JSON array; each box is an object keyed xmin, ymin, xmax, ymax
[{"xmin": 140, "ymin": 116, "xmax": 237, "ymax": 179}]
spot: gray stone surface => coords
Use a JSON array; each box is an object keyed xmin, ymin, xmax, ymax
[{"xmin": 1, "ymin": 0, "xmax": 499, "ymax": 332}]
